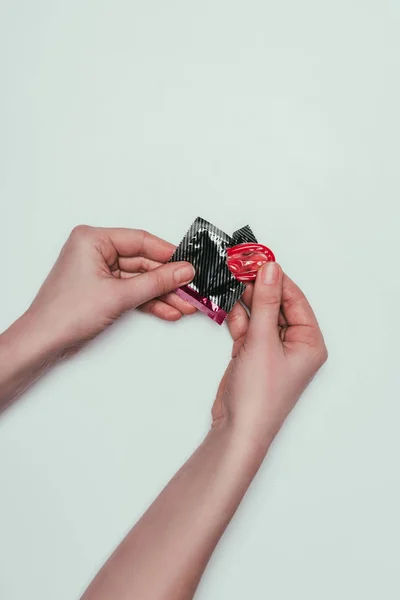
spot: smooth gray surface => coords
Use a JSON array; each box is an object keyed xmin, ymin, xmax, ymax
[{"xmin": 1, "ymin": 1, "xmax": 399, "ymax": 598}]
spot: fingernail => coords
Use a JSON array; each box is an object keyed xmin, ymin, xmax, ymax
[
  {"xmin": 174, "ymin": 263, "xmax": 195, "ymax": 284},
  {"xmin": 262, "ymin": 262, "xmax": 279, "ymax": 285}
]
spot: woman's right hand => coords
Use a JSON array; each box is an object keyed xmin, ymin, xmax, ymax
[
  {"xmin": 212, "ymin": 263, "xmax": 328, "ymax": 451},
  {"xmin": 80, "ymin": 263, "xmax": 327, "ymax": 600}
]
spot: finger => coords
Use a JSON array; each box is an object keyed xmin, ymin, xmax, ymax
[
  {"xmin": 119, "ymin": 266, "xmax": 196, "ymax": 314},
  {"xmin": 281, "ymin": 274, "xmax": 319, "ymax": 328},
  {"xmin": 227, "ymin": 301, "xmax": 249, "ymax": 357},
  {"xmin": 119, "ymin": 261, "xmax": 195, "ymax": 310},
  {"xmin": 139, "ymin": 300, "xmax": 182, "ymax": 321},
  {"xmin": 227, "ymin": 301, "xmax": 249, "ymax": 341},
  {"xmin": 242, "ymin": 284, "xmax": 254, "ymax": 310},
  {"xmin": 118, "ymin": 256, "xmax": 162, "ymax": 273},
  {"xmin": 280, "ymin": 274, "xmax": 325, "ymax": 352},
  {"xmin": 248, "ymin": 262, "xmax": 283, "ymax": 344},
  {"xmin": 243, "ymin": 279, "xmax": 286, "ymax": 327},
  {"xmin": 159, "ymin": 292, "xmax": 197, "ymax": 315},
  {"xmin": 118, "ymin": 257, "xmax": 195, "ymax": 313},
  {"xmin": 279, "ymin": 308, "xmax": 287, "ymax": 328},
  {"xmin": 101, "ymin": 228, "xmax": 176, "ymax": 262},
  {"xmin": 121, "ymin": 277, "xmax": 196, "ymax": 314}
]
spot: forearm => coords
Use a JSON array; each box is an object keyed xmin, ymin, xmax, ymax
[
  {"xmin": 82, "ymin": 422, "xmax": 268, "ymax": 600},
  {"xmin": 0, "ymin": 310, "xmax": 58, "ymax": 411}
]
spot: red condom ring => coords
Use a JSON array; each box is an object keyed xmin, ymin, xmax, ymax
[{"xmin": 226, "ymin": 243, "xmax": 275, "ymax": 282}]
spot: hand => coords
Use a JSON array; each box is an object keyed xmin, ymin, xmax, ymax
[
  {"xmin": 81, "ymin": 265, "xmax": 327, "ymax": 600},
  {"xmin": 212, "ymin": 262, "xmax": 327, "ymax": 449},
  {"xmin": 27, "ymin": 225, "xmax": 195, "ymax": 356}
]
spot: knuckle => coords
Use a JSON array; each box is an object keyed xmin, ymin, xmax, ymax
[
  {"xmin": 319, "ymin": 344, "xmax": 329, "ymax": 365},
  {"xmin": 300, "ymin": 329, "xmax": 328, "ymax": 369},
  {"xmin": 70, "ymin": 224, "xmax": 93, "ymax": 240},
  {"xmin": 260, "ymin": 292, "xmax": 281, "ymax": 306},
  {"xmin": 227, "ymin": 310, "xmax": 242, "ymax": 324},
  {"xmin": 312, "ymin": 340, "xmax": 328, "ymax": 368},
  {"xmin": 134, "ymin": 256, "xmax": 148, "ymax": 273},
  {"xmin": 150, "ymin": 268, "xmax": 166, "ymax": 296},
  {"xmin": 285, "ymin": 289, "xmax": 306, "ymax": 306},
  {"xmin": 227, "ymin": 312, "xmax": 247, "ymax": 340},
  {"xmin": 136, "ymin": 229, "xmax": 149, "ymax": 255}
]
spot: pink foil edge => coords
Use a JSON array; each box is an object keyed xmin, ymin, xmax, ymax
[{"xmin": 175, "ymin": 286, "xmax": 227, "ymax": 325}]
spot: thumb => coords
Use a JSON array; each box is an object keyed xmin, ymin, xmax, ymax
[
  {"xmin": 248, "ymin": 262, "xmax": 283, "ymax": 343},
  {"xmin": 119, "ymin": 261, "xmax": 195, "ymax": 310}
]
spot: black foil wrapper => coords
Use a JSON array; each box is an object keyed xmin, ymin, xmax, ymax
[{"xmin": 170, "ymin": 217, "xmax": 257, "ymax": 324}]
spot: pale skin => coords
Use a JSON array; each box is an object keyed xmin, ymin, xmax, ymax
[
  {"xmin": 0, "ymin": 225, "xmax": 327, "ymax": 599},
  {"xmin": 0, "ymin": 225, "xmax": 196, "ymax": 410}
]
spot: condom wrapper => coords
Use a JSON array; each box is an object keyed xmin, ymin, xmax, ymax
[{"xmin": 170, "ymin": 217, "xmax": 259, "ymax": 324}]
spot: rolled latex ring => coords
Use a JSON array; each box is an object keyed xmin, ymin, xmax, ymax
[{"xmin": 226, "ymin": 243, "xmax": 275, "ymax": 282}]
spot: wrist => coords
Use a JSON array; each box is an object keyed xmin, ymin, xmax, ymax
[
  {"xmin": 210, "ymin": 417, "xmax": 273, "ymax": 473},
  {"xmin": 0, "ymin": 310, "xmax": 61, "ymax": 410}
]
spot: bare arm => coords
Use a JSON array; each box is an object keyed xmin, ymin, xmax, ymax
[
  {"xmin": 0, "ymin": 311, "xmax": 57, "ymax": 411},
  {"xmin": 82, "ymin": 263, "xmax": 328, "ymax": 600},
  {"xmin": 83, "ymin": 423, "xmax": 264, "ymax": 600}
]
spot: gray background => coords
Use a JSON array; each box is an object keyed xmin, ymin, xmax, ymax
[{"xmin": 1, "ymin": 1, "xmax": 399, "ymax": 598}]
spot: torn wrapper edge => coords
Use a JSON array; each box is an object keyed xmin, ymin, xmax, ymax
[{"xmin": 175, "ymin": 286, "xmax": 227, "ymax": 325}]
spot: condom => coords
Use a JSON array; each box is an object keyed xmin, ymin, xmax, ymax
[
  {"xmin": 226, "ymin": 243, "xmax": 275, "ymax": 282},
  {"xmin": 170, "ymin": 217, "xmax": 274, "ymax": 324}
]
